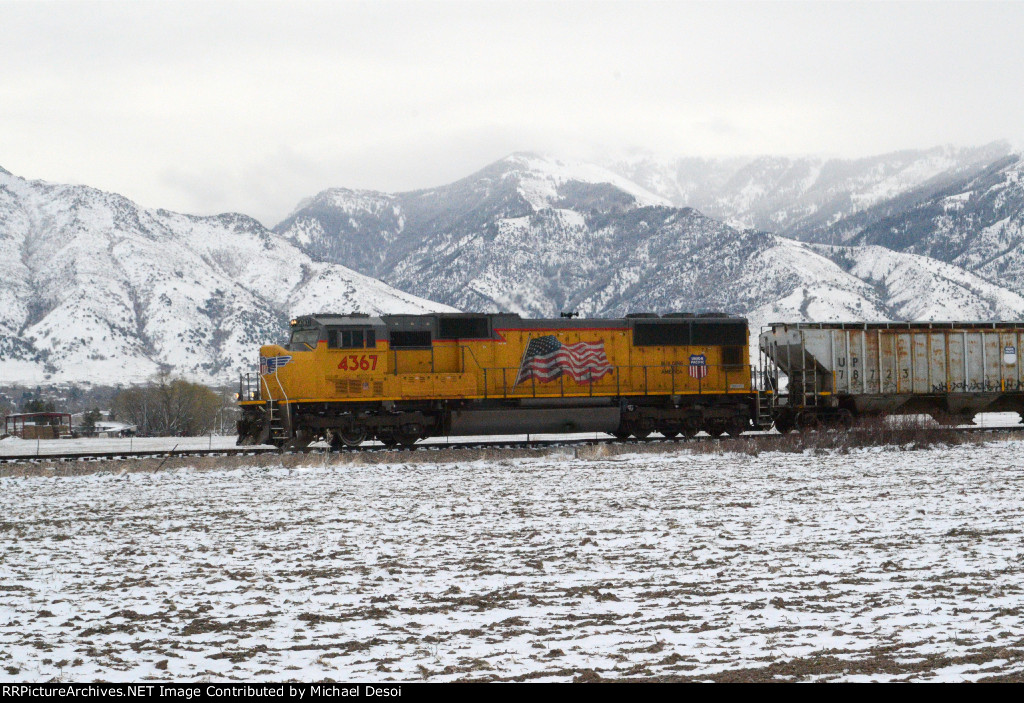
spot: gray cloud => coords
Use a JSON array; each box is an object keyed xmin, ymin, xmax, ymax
[{"xmin": 1, "ymin": 1, "xmax": 1023, "ymax": 225}]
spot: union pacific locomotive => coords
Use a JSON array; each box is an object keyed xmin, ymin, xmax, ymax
[{"xmin": 236, "ymin": 312, "xmax": 763, "ymax": 448}]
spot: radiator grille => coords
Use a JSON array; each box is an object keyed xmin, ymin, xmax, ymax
[
  {"xmin": 335, "ymin": 379, "xmax": 362, "ymax": 395},
  {"xmin": 333, "ymin": 379, "xmax": 384, "ymax": 397}
]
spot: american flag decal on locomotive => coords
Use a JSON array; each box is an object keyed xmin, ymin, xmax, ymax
[
  {"xmin": 514, "ymin": 336, "xmax": 613, "ymax": 386},
  {"xmin": 260, "ymin": 355, "xmax": 292, "ymax": 375},
  {"xmin": 688, "ymin": 354, "xmax": 708, "ymax": 379}
]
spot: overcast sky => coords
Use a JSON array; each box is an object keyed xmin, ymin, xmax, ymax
[{"xmin": 2, "ymin": 0, "xmax": 1023, "ymax": 225}]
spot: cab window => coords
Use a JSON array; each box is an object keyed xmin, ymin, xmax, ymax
[
  {"xmin": 328, "ymin": 328, "xmax": 376, "ymax": 349},
  {"xmin": 289, "ymin": 327, "xmax": 320, "ymax": 351}
]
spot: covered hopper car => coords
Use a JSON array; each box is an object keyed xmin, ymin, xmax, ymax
[
  {"xmin": 236, "ymin": 312, "xmax": 768, "ymax": 448},
  {"xmin": 759, "ymin": 321, "xmax": 1024, "ymax": 432}
]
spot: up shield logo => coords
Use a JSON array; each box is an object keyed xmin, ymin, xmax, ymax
[
  {"xmin": 688, "ymin": 354, "xmax": 708, "ymax": 379},
  {"xmin": 260, "ymin": 355, "xmax": 292, "ymax": 375}
]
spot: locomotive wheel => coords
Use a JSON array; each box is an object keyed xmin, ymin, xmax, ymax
[
  {"xmin": 706, "ymin": 419, "xmax": 728, "ymax": 437},
  {"xmin": 376, "ymin": 431, "xmax": 398, "ymax": 448},
  {"xmin": 727, "ymin": 417, "xmax": 749, "ymax": 436},
  {"xmin": 395, "ymin": 431, "xmax": 419, "ymax": 448},
  {"xmin": 336, "ymin": 428, "xmax": 367, "ymax": 447}
]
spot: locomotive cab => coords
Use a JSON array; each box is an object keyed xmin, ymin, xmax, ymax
[
  {"xmin": 258, "ymin": 314, "xmax": 390, "ymax": 403},
  {"xmin": 287, "ymin": 314, "xmax": 385, "ymax": 353}
]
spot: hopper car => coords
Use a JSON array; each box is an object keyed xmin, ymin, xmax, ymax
[{"xmin": 760, "ymin": 321, "xmax": 1024, "ymax": 431}]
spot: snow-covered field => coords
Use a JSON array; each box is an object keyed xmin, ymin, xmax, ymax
[
  {"xmin": 2, "ymin": 441, "xmax": 1023, "ymax": 682},
  {"xmin": 0, "ymin": 434, "xmax": 247, "ymax": 457}
]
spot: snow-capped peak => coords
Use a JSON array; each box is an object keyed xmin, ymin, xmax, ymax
[{"xmin": 499, "ymin": 152, "xmax": 672, "ymax": 211}]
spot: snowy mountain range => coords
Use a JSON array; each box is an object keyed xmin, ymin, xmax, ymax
[
  {"xmin": 804, "ymin": 154, "xmax": 1024, "ymax": 290},
  {"xmin": 0, "ymin": 168, "xmax": 452, "ymax": 386},
  {"xmin": 5, "ymin": 143, "xmax": 1024, "ymax": 387},
  {"xmin": 277, "ymin": 152, "xmax": 1024, "ymax": 329},
  {"xmin": 605, "ymin": 142, "xmax": 1014, "ymax": 239}
]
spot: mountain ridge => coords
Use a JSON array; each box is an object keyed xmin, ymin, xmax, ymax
[
  {"xmin": 277, "ymin": 151, "xmax": 1024, "ymax": 332},
  {"xmin": 604, "ymin": 141, "xmax": 1015, "ymax": 238},
  {"xmin": 0, "ymin": 168, "xmax": 453, "ymax": 386}
]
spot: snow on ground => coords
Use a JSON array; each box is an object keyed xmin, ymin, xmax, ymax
[
  {"xmin": 2, "ymin": 441, "xmax": 1023, "ymax": 682},
  {"xmin": 0, "ymin": 433, "xmax": 613, "ymax": 457}
]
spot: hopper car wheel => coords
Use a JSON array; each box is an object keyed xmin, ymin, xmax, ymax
[
  {"xmin": 795, "ymin": 411, "xmax": 820, "ymax": 433},
  {"xmin": 837, "ymin": 409, "xmax": 854, "ymax": 431},
  {"xmin": 632, "ymin": 430, "xmax": 652, "ymax": 440},
  {"xmin": 377, "ymin": 433, "xmax": 398, "ymax": 449},
  {"xmin": 611, "ymin": 431, "xmax": 631, "ymax": 441},
  {"xmin": 660, "ymin": 430, "xmax": 680, "ymax": 440},
  {"xmin": 772, "ymin": 414, "xmax": 795, "ymax": 434},
  {"xmin": 682, "ymin": 427, "xmax": 699, "ymax": 439}
]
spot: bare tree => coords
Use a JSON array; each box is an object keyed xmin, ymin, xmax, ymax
[{"xmin": 112, "ymin": 373, "xmax": 221, "ymax": 436}]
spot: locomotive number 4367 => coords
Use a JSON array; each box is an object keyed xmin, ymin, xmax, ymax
[{"xmin": 337, "ymin": 354, "xmax": 379, "ymax": 371}]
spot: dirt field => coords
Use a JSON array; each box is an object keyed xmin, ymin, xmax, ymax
[{"xmin": 1, "ymin": 441, "xmax": 1023, "ymax": 682}]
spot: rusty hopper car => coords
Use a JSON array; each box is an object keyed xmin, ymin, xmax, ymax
[
  {"xmin": 237, "ymin": 312, "xmax": 767, "ymax": 448},
  {"xmin": 760, "ymin": 321, "xmax": 1024, "ymax": 431}
]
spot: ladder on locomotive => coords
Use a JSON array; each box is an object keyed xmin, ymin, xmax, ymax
[{"xmin": 266, "ymin": 399, "xmax": 287, "ymax": 444}]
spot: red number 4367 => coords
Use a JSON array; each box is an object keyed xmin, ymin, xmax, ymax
[{"xmin": 338, "ymin": 354, "xmax": 378, "ymax": 371}]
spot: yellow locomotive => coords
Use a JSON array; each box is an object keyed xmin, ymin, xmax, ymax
[{"xmin": 236, "ymin": 312, "xmax": 760, "ymax": 448}]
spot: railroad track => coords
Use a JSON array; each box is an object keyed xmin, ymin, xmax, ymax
[
  {"xmin": 0, "ymin": 436, "xmax": 663, "ymax": 463},
  {"xmin": 2, "ymin": 423, "xmax": 1022, "ymax": 464}
]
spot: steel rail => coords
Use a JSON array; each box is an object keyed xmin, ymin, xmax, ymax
[{"xmin": 2, "ymin": 424, "xmax": 1022, "ymax": 464}]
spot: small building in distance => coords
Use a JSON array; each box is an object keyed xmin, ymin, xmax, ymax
[
  {"xmin": 89, "ymin": 420, "xmax": 136, "ymax": 438},
  {"xmin": 3, "ymin": 413, "xmax": 73, "ymax": 439}
]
